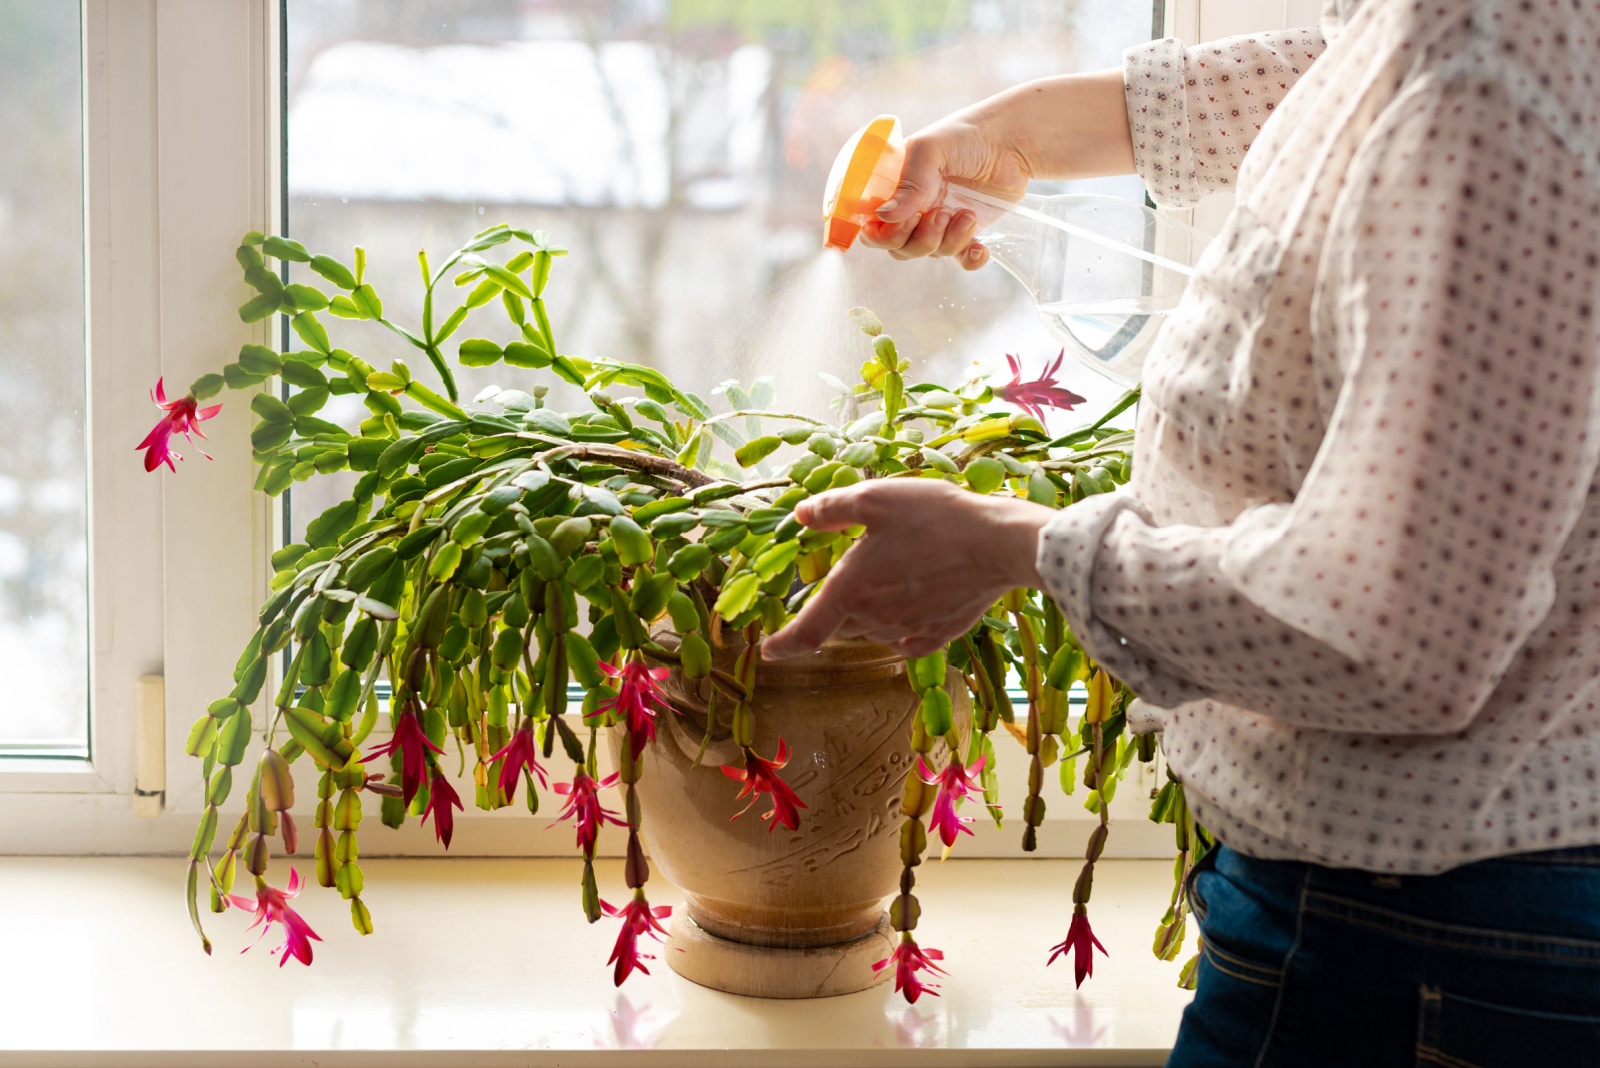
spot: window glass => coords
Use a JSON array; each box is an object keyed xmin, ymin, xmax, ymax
[
  {"xmin": 0, "ymin": 2, "xmax": 88, "ymax": 754},
  {"xmin": 284, "ymin": 0, "xmax": 1156, "ymax": 538}
]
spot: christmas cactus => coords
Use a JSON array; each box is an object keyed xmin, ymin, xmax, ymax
[{"xmin": 156, "ymin": 223, "xmax": 1210, "ymax": 996}]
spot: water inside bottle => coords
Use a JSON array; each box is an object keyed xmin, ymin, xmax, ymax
[
  {"xmin": 947, "ymin": 188, "xmax": 1209, "ymax": 388},
  {"xmin": 1034, "ymin": 296, "xmax": 1173, "ymax": 386}
]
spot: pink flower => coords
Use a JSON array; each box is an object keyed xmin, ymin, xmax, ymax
[
  {"xmin": 601, "ymin": 893, "xmax": 672, "ymax": 986},
  {"xmin": 873, "ymin": 934, "xmax": 946, "ymax": 1004},
  {"xmin": 227, "ymin": 868, "xmax": 322, "ymax": 967},
  {"xmin": 590, "ymin": 660, "xmax": 672, "ymax": 759},
  {"xmin": 420, "ymin": 768, "xmax": 463, "ymax": 849},
  {"xmin": 363, "ymin": 710, "xmax": 443, "ymax": 806},
  {"xmin": 918, "ymin": 753, "xmax": 986, "ymax": 848},
  {"xmin": 1047, "ymin": 908, "xmax": 1108, "ymax": 988},
  {"xmin": 552, "ymin": 770, "xmax": 627, "ymax": 856},
  {"xmin": 137, "ymin": 378, "xmax": 222, "ymax": 472},
  {"xmin": 488, "ymin": 724, "xmax": 548, "ymax": 803},
  {"xmin": 994, "ymin": 351, "xmax": 1085, "ymax": 423},
  {"xmin": 720, "ymin": 740, "xmax": 808, "ymax": 832}
]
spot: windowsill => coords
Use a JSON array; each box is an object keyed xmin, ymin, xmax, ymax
[{"xmin": 0, "ymin": 857, "xmax": 1191, "ymax": 1066}]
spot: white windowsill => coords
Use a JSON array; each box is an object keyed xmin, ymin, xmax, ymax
[{"xmin": 1, "ymin": 857, "xmax": 1191, "ymax": 1067}]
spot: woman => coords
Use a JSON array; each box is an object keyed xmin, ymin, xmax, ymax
[{"xmin": 764, "ymin": 2, "xmax": 1600, "ymax": 1065}]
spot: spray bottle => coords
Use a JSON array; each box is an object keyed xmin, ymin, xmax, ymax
[{"xmin": 822, "ymin": 115, "xmax": 1210, "ymax": 387}]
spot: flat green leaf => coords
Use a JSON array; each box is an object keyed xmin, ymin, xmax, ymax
[
  {"xmin": 280, "ymin": 360, "xmax": 328, "ymax": 390},
  {"xmin": 309, "ymin": 254, "xmax": 358, "ymax": 290},
  {"xmin": 483, "ymin": 263, "xmax": 533, "ymax": 300},
  {"xmin": 458, "ymin": 338, "xmax": 503, "ymax": 367},
  {"xmin": 292, "ymin": 312, "xmax": 332, "ymax": 355},
  {"xmin": 735, "ymin": 435, "xmax": 782, "ymax": 468},
  {"xmin": 237, "ymin": 344, "xmax": 283, "ymax": 376},
  {"xmin": 262, "ymin": 235, "xmax": 312, "ymax": 262},
  {"xmin": 287, "ymin": 388, "xmax": 329, "ymax": 417},
  {"xmin": 713, "ymin": 571, "xmax": 761, "ymax": 620},
  {"xmin": 285, "ymin": 283, "xmax": 329, "ymax": 312},
  {"xmin": 328, "ymin": 294, "xmax": 362, "ymax": 319},
  {"xmin": 964, "ymin": 456, "xmax": 1006, "ymax": 495},
  {"xmin": 522, "ymin": 408, "xmax": 570, "ymax": 436},
  {"xmin": 251, "ymin": 420, "xmax": 293, "ymax": 453},
  {"xmin": 190, "ymin": 373, "xmax": 225, "ymax": 401},
  {"xmin": 306, "ymin": 499, "xmax": 362, "ymax": 548},
  {"xmin": 435, "ymin": 305, "xmax": 469, "ymax": 344},
  {"xmin": 350, "ymin": 284, "xmax": 383, "ymax": 319},
  {"xmin": 239, "ymin": 292, "xmax": 279, "ymax": 323},
  {"xmin": 502, "ymin": 341, "xmax": 549, "ymax": 368},
  {"xmin": 250, "ymin": 393, "xmax": 294, "ymax": 424}
]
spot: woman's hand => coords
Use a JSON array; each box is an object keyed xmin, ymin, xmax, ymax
[
  {"xmin": 859, "ymin": 112, "xmax": 1033, "ymax": 271},
  {"xmin": 762, "ymin": 479, "xmax": 1055, "ymax": 661},
  {"xmin": 859, "ymin": 69, "xmax": 1137, "ymax": 270}
]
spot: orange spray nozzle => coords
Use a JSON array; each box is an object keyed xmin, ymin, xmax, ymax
[{"xmin": 821, "ymin": 115, "xmax": 905, "ymax": 251}]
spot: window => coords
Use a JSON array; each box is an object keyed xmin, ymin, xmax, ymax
[
  {"xmin": 282, "ymin": 0, "xmax": 1156, "ymax": 539},
  {"xmin": 265, "ymin": 0, "xmax": 1168, "ymax": 854},
  {"xmin": 6, "ymin": 0, "xmax": 1309, "ymax": 860},
  {"xmin": 0, "ymin": 2, "xmax": 89, "ymax": 757}
]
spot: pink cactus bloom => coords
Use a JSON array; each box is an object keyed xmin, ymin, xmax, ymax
[
  {"xmin": 137, "ymin": 377, "xmax": 222, "ymax": 472},
  {"xmin": 873, "ymin": 935, "xmax": 946, "ymax": 1004},
  {"xmin": 1047, "ymin": 908, "xmax": 1108, "ymax": 988},
  {"xmin": 363, "ymin": 710, "xmax": 444, "ymax": 806},
  {"xmin": 720, "ymin": 739, "xmax": 808, "ymax": 832},
  {"xmin": 994, "ymin": 351, "xmax": 1086, "ymax": 424},
  {"xmin": 601, "ymin": 894, "xmax": 672, "ymax": 987},
  {"xmin": 918, "ymin": 753, "xmax": 987, "ymax": 848},
  {"xmin": 420, "ymin": 768, "xmax": 463, "ymax": 850},
  {"xmin": 227, "ymin": 868, "xmax": 322, "ymax": 967},
  {"xmin": 488, "ymin": 724, "xmax": 548, "ymax": 804},
  {"xmin": 590, "ymin": 660, "xmax": 672, "ymax": 759},
  {"xmin": 552, "ymin": 770, "xmax": 626, "ymax": 856}
]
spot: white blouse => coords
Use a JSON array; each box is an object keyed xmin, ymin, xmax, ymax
[{"xmin": 1037, "ymin": 0, "xmax": 1600, "ymax": 873}]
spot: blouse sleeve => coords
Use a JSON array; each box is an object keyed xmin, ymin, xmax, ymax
[
  {"xmin": 1040, "ymin": 73, "xmax": 1600, "ymax": 735},
  {"xmin": 1123, "ymin": 28, "xmax": 1327, "ymax": 208}
]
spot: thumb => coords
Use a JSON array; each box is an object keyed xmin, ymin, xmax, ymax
[
  {"xmin": 875, "ymin": 138, "xmax": 945, "ymax": 224},
  {"xmin": 794, "ymin": 484, "xmax": 876, "ymax": 533}
]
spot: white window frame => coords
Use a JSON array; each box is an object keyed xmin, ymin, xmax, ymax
[
  {"xmin": 0, "ymin": 0, "xmax": 1301, "ymax": 857},
  {"xmin": 0, "ymin": 0, "xmax": 278, "ymax": 849}
]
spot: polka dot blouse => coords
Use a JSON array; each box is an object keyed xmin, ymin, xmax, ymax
[{"xmin": 1036, "ymin": 0, "xmax": 1600, "ymax": 873}]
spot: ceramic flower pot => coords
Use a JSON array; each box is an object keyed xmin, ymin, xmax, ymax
[{"xmin": 611, "ymin": 634, "xmax": 969, "ymax": 998}]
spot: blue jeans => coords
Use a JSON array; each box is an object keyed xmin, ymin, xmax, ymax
[{"xmin": 1167, "ymin": 843, "xmax": 1600, "ymax": 1067}]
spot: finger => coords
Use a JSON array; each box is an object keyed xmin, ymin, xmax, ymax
[
  {"xmin": 934, "ymin": 210, "xmax": 979, "ymax": 259},
  {"xmin": 858, "ymin": 625, "xmax": 917, "ymax": 646},
  {"xmin": 889, "ymin": 208, "xmax": 953, "ymax": 261},
  {"xmin": 959, "ymin": 241, "xmax": 989, "ymax": 272},
  {"xmin": 892, "ymin": 634, "xmax": 954, "ymax": 660},
  {"xmin": 859, "ymin": 216, "xmax": 920, "ymax": 252},
  {"xmin": 794, "ymin": 483, "xmax": 882, "ymax": 532},
  {"xmin": 762, "ymin": 584, "xmax": 852, "ymax": 660},
  {"xmin": 875, "ymin": 138, "xmax": 945, "ymax": 225}
]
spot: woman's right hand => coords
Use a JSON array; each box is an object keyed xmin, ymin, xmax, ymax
[
  {"xmin": 858, "ymin": 108, "xmax": 1033, "ymax": 271},
  {"xmin": 856, "ymin": 69, "xmax": 1136, "ymax": 271}
]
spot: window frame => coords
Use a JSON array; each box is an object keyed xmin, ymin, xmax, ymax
[
  {"xmin": 2, "ymin": 0, "xmax": 1295, "ymax": 858},
  {"xmin": 0, "ymin": 0, "xmax": 278, "ymax": 842}
]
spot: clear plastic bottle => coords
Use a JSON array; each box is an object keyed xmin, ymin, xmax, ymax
[{"xmin": 824, "ymin": 116, "xmax": 1211, "ymax": 388}]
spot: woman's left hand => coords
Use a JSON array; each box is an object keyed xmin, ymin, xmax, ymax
[{"xmin": 762, "ymin": 479, "xmax": 1053, "ymax": 661}]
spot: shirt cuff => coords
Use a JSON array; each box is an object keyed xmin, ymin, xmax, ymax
[
  {"xmin": 1036, "ymin": 491, "xmax": 1206, "ymax": 708},
  {"xmin": 1121, "ymin": 37, "xmax": 1201, "ymax": 209}
]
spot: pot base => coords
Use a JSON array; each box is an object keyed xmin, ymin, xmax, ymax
[{"xmin": 667, "ymin": 911, "xmax": 896, "ymax": 999}]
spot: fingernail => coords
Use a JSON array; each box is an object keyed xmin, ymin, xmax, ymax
[
  {"xmin": 967, "ymin": 246, "xmax": 984, "ymax": 261},
  {"xmin": 934, "ymin": 209, "xmax": 951, "ymax": 227},
  {"xmin": 876, "ymin": 198, "xmax": 899, "ymax": 215}
]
